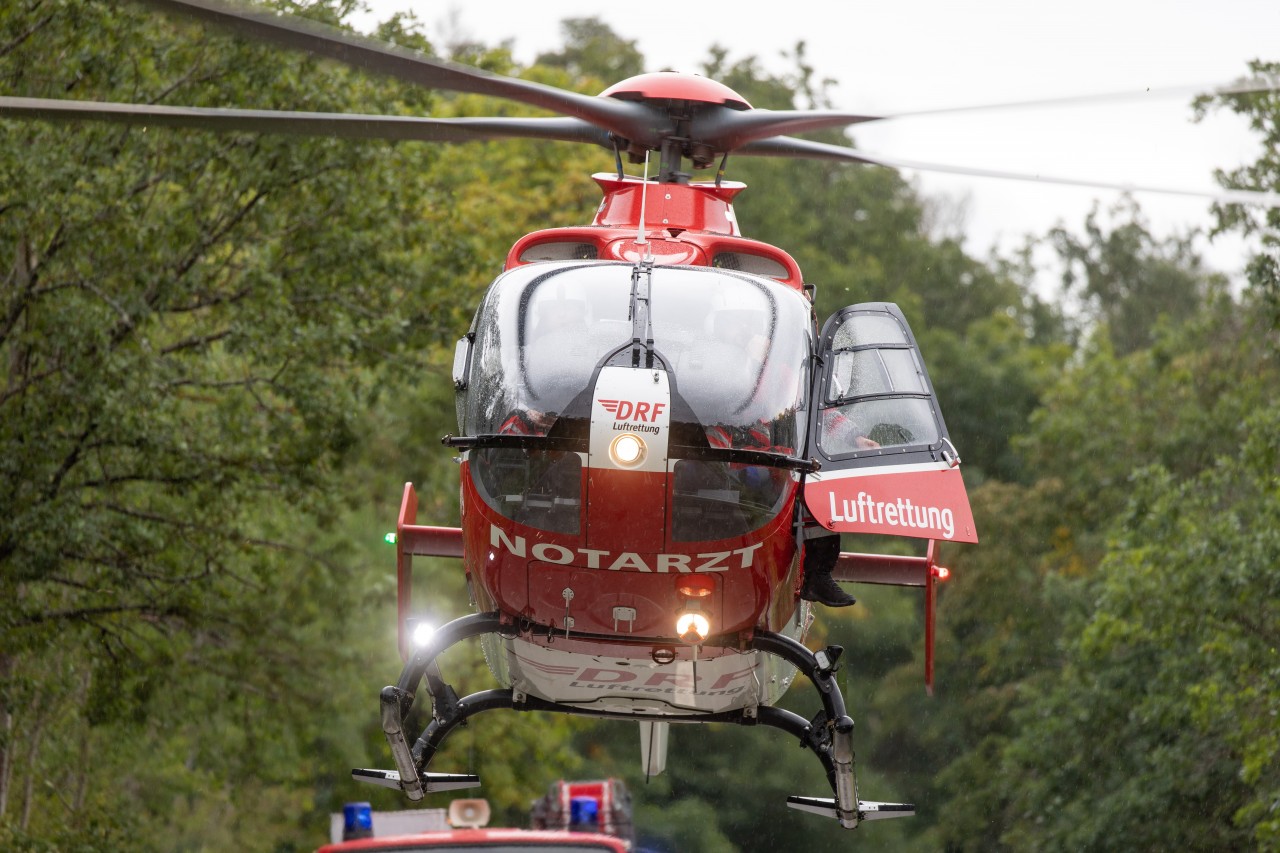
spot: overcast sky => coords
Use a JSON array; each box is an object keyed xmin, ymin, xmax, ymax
[{"xmin": 349, "ymin": 0, "xmax": 1278, "ymax": 280}]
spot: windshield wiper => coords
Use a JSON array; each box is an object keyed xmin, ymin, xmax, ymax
[{"xmin": 628, "ymin": 258, "xmax": 657, "ymax": 368}]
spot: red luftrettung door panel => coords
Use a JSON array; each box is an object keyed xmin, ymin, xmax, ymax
[
  {"xmin": 804, "ymin": 461, "xmax": 978, "ymax": 543},
  {"xmin": 805, "ymin": 301, "xmax": 979, "ymax": 546}
]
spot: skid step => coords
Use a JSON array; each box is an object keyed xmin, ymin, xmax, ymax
[
  {"xmin": 353, "ymin": 768, "xmax": 481, "ymax": 793},
  {"xmin": 787, "ymin": 795, "xmax": 915, "ymax": 823}
]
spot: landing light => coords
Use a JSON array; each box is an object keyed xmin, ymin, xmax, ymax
[
  {"xmin": 676, "ymin": 610, "xmax": 710, "ymax": 644},
  {"xmin": 412, "ymin": 621, "xmax": 435, "ymax": 648},
  {"xmin": 609, "ymin": 432, "xmax": 647, "ymax": 468}
]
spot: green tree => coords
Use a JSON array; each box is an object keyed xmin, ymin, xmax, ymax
[
  {"xmin": 918, "ymin": 285, "xmax": 1278, "ymax": 851},
  {"xmin": 919, "ymin": 314, "xmax": 1069, "ymax": 485},
  {"xmin": 535, "ymin": 18, "xmax": 644, "ymax": 84},
  {"xmin": 1047, "ymin": 196, "xmax": 1224, "ymax": 355},
  {"xmin": 0, "ymin": 2, "xmax": 584, "ymax": 846},
  {"xmin": 1017, "ymin": 289, "xmax": 1277, "ymax": 559},
  {"xmin": 0, "ymin": 0, "xmax": 452, "ymax": 648},
  {"xmin": 1199, "ymin": 60, "xmax": 1280, "ymax": 329},
  {"xmin": 874, "ymin": 197, "xmax": 1277, "ymax": 850},
  {"xmin": 997, "ymin": 403, "xmax": 1280, "ymax": 850}
]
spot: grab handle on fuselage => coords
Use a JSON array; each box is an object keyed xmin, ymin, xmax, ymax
[
  {"xmin": 396, "ymin": 483, "xmax": 465, "ymax": 661},
  {"xmin": 831, "ymin": 541, "xmax": 947, "ymax": 695}
]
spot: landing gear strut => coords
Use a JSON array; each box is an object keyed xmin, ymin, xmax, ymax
[{"xmin": 352, "ymin": 612, "xmax": 915, "ymax": 829}]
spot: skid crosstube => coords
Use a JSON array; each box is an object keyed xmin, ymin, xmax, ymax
[{"xmin": 359, "ymin": 610, "xmax": 907, "ymax": 829}]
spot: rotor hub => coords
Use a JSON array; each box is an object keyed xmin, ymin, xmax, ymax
[{"xmin": 599, "ymin": 72, "xmax": 752, "ymax": 110}]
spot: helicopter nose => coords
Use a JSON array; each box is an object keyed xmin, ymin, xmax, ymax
[{"xmin": 586, "ymin": 365, "xmax": 672, "ymax": 553}]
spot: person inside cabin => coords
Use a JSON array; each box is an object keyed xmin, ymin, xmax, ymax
[
  {"xmin": 501, "ymin": 296, "xmax": 592, "ymax": 436},
  {"xmin": 820, "ymin": 407, "xmax": 884, "ymax": 455},
  {"xmin": 499, "ymin": 407, "xmax": 555, "ymax": 437},
  {"xmin": 483, "ymin": 296, "xmax": 596, "ymax": 532},
  {"xmin": 804, "ymin": 408, "xmax": 882, "ymax": 607},
  {"xmin": 699, "ymin": 308, "xmax": 795, "ymax": 486},
  {"xmin": 699, "ymin": 308, "xmax": 863, "ymax": 608}
]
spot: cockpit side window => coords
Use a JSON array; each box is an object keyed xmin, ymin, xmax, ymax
[
  {"xmin": 471, "ymin": 447, "xmax": 582, "ymax": 535},
  {"xmin": 815, "ymin": 307, "xmax": 942, "ymax": 459}
]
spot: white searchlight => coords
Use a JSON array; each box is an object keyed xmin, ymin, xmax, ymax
[{"xmin": 608, "ymin": 432, "xmax": 647, "ymax": 468}]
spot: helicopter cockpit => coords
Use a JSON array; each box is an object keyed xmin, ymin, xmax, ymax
[{"xmin": 453, "ymin": 261, "xmax": 814, "ymax": 543}]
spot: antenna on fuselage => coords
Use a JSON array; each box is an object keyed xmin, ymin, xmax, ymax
[
  {"xmin": 637, "ymin": 151, "xmax": 652, "ymax": 261},
  {"xmin": 613, "ymin": 139, "xmax": 625, "ymax": 181},
  {"xmin": 716, "ymin": 152, "xmax": 729, "ymax": 188},
  {"xmin": 629, "ymin": 150, "xmax": 656, "ymax": 367}
]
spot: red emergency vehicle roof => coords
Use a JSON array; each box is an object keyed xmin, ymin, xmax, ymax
[{"xmin": 317, "ymin": 827, "xmax": 629, "ymax": 852}]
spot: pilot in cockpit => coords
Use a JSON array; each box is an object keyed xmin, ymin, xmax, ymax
[
  {"xmin": 502, "ymin": 297, "xmax": 592, "ymax": 436},
  {"xmin": 711, "ymin": 309, "xmax": 771, "ymax": 379},
  {"xmin": 532, "ymin": 296, "xmax": 590, "ymax": 342}
]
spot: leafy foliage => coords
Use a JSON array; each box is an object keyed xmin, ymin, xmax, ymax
[
  {"xmin": 1048, "ymin": 197, "xmax": 1225, "ymax": 354},
  {"xmin": 916, "ymin": 291, "xmax": 1280, "ymax": 851},
  {"xmin": 535, "ymin": 18, "xmax": 644, "ymax": 85},
  {"xmin": 0, "ymin": 1, "xmax": 564, "ymax": 845},
  {"xmin": 2, "ymin": 5, "xmax": 1277, "ymax": 852},
  {"xmin": 999, "ymin": 405, "xmax": 1280, "ymax": 848}
]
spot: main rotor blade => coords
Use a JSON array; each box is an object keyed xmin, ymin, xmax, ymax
[
  {"xmin": 740, "ymin": 136, "xmax": 1280, "ymax": 209},
  {"xmin": 139, "ymin": 0, "xmax": 654, "ymax": 141},
  {"xmin": 870, "ymin": 77, "xmax": 1280, "ymax": 122},
  {"xmin": 690, "ymin": 77, "xmax": 1280, "ymax": 152},
  {"xmin": 737, "ymin": 137, "xmax": 879, "ymax": 166},
  {"xmin": 693, "ymin": 109, "xmax": 881, "ymax": 152},
  {"xmin": 0, "ymin": 96, "xmax": 611, "ymax": 145}
]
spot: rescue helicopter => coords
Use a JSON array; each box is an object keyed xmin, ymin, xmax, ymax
[{"xmin": 6, "ymin": 0, "xmax": 1278, "ymax": 832}]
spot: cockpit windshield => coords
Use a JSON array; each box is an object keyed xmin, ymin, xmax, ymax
[{"xmin": 464, "ymin": 262, "xmax": 812, "ymax": 450}]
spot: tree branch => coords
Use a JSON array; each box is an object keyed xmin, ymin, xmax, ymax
[
  {"xmin": 0, "ymin": 11, "xmax": 54, "ymax": 61},
  {"xmin": 159, "ymin": 328, "xmax": 232, "ymax": 356},
  {"xmin": 13, "ymin": 604, "xmax": 188, "ymax": 629}
]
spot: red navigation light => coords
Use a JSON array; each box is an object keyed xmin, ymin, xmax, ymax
[
  {"xmin": 676, "ymin": 576, "xmax": 715, "ymax": 598},
  {"xmin": 932, "ymin": 565, "xmax": 951, "ymax": 582}
]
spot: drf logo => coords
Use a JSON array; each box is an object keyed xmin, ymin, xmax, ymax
[{"xmin": 598, "ymin": 399, "xmax": 666, "ymax": 422}]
